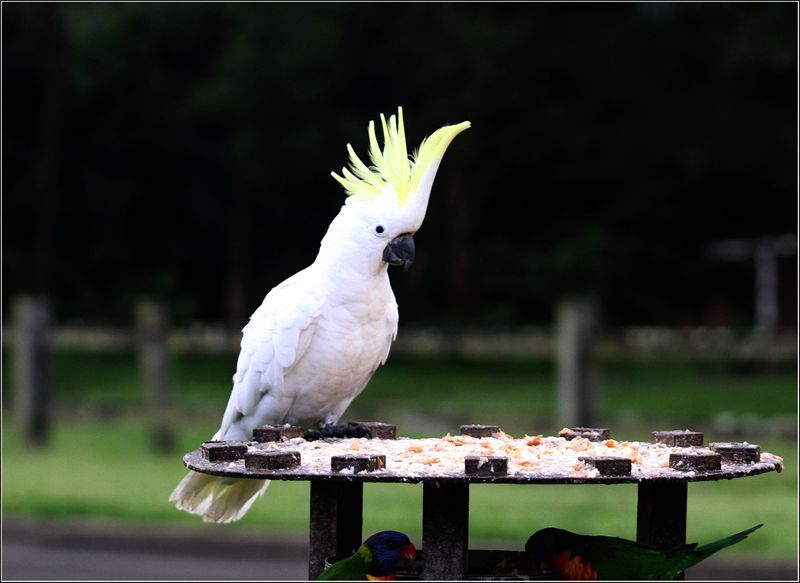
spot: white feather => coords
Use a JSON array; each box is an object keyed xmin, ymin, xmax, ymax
[{"xmin": 171, "ymin": 189, "xmax": 410, "ymax": 525}]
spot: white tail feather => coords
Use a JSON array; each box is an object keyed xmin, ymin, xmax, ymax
[{"xmin": 169, "ymin": 470, "xmax": 270, "ymax": 524}]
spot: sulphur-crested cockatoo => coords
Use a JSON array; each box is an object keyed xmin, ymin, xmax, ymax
[{"xmin": 169, "ymin": 107, "xmax": 469, "ymax": 523}]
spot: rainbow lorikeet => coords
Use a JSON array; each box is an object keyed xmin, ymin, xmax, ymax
[
  {"xmin": 525, "ymin": 524, "xmax": 763, "ymax": 580},
  {"xmin": 317, "ymin": 530, "xmax": 417, "ymax": 580}
]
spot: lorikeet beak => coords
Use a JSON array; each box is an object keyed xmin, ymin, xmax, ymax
[
  {"xmin": 401, "ymin": 543, "xmax": 417, "ymax": 560},
  {"xmin": 522, "ymin": 548, "xmax": 548, "ymax": 572}
]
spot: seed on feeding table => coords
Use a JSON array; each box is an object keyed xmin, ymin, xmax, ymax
[{"xmin": 560, "ymin": 427, "xmax": 611, "ymax": 441}]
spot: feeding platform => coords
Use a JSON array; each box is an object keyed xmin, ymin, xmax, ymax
[{"xmin": 183, "ymin": 424, "xmax": 783, "ymax": 580}]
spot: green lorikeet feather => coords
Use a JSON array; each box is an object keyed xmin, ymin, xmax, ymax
[
  {"xmin": 317, "ymin": 546, "xmax": 373, "ymax": 581},
  {"xmin": 525, "ymin": 524, "xmax": 763, "ymax": 580},
  {"xmin": 317, "ymin": 531, "xmax": 416, "ymax": 581}
]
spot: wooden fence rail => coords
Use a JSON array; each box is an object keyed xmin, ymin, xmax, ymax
[
  {"xmin": 2, "ymin": 324, "xmax": 795, "ymax": 360},
  {"xmin": 5, "ymin": 295, "xmax": 796, "ymax": 449}
]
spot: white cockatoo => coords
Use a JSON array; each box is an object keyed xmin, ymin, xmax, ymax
[{"xmin": 169, "ymin": 107, "xmax": 469, "ymax": 523}]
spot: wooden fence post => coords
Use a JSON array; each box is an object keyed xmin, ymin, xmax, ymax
[
  {"xmin": 135, "ymin": 299, "xmax": 175, "ymax": 453},
  {"xmin": 13, "ymin": 296, "xmax": 51, "ymax": 446},
  {"xmin": 555, "ymin": 297, "xmax": 600, "ymax": 428}
]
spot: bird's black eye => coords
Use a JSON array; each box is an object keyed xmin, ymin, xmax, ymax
[{"xmin": 375, "ymin": 225, "xmax": 385, "ymax": 234}]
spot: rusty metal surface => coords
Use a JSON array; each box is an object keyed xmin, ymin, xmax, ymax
[{"xmin": 182, "ymin": 447, "xmax": 780, "ymax": 485}]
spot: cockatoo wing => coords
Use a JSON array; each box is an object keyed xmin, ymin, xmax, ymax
[
  {"xmin": 382, "ymin": 299, "xmax": 399, "ymax": 364},
  {"xmin": 219, "ymin": 269, "xmax": 322, "ymax": 438}
]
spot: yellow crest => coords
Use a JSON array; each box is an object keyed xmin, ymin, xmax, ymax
[{"xmin": 331, "ymin": 107, "xmax": 470, "ymax": 206}]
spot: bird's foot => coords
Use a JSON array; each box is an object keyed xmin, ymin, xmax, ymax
[{"xmin": 304, "ymin": 422, "xmax": 373, "ymax": 441}]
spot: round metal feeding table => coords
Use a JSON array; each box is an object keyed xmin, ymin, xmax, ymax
[{"xmin": 182, "ymin": 426, "xmax": 783, "ymax": 580}]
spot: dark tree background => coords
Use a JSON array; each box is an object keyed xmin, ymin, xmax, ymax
[{"xmin": 3, "ymin": 3, "xmax": 797, "ymax": 330}]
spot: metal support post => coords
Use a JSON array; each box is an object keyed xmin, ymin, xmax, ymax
[
  {"xmin": 309, "ymin": 480, "xmax": 364, "ymax": 579},
  {"xmin": 422, "ymin": 481, "xmax": 469, "ymax": 580}
]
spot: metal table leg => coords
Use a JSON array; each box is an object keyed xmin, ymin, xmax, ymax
[
  {"xmin": 309, "ymin": 480, "xmax": 364, "ymax": 579},
  {"xmin": 637, "ymin": 482, "xmax": 687, "ymax": 579},
  {"xmin": 422, "ymin": 481, "xmax": 469, "ymax": 580}
]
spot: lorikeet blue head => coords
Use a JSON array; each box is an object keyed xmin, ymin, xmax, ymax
[
  {"xmin": 363, "ymin": 530, "xmax": 417, "ymax": 579},
  {"xmin": 525, "ymin": 528, "xmax": 560, "ymax": 565}
]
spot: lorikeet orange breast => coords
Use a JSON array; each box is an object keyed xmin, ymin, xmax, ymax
[{"xmin": 551, "ymin": 550, "xmax": 599, "ymax": 580}]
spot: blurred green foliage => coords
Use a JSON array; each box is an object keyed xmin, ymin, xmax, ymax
[
  {"xmin": 2, "ymin": 350, "xmax": 796, "ymax": 431},
  {"xmin": 3, "ymin": 3, "xmax": 796, "ymax": 328}
]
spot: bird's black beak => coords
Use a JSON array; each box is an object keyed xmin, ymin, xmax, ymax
[{"xmin": 382, "ymin": 234, "xmax": 415, "ymax": 272}]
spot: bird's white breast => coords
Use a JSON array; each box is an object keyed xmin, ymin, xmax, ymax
[{"xmin": 280, "ymin": 276, "xmax": 396, "ymax": 426}]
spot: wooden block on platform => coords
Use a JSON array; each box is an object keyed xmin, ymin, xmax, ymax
[
  {"xmin": 202, "ymin": 441, "xmax": 248, "ymax": 462},
  {"xmin": 331, "ymin": 454, "xmax": 386, "ymax": 473},
  {"xmin": 464, "ymin": 455, "xmax": 508, "ymax": 476},
  {"xmin": 355, "ymin": 422, "xmax": 397, "ymax": 439},
  {"xmin": 252, "ymin": 424, "xmax": 305, "ymax": 443},
  {"xmin": 460, "ymin": 425, "xmax": 501, "ymax": 438},
  {"xmin": 669, "ymin": 451, "xmax": 721, "ymax": 472},
  {"xmin": 245, "ymin": 450, "xmax": 301, "ymax": 470},
  {"xmin": 652, "ymin": 430, "xmax": 704, "ymax": 447},
  {"xmin": 710, "ymin": 443, "xmax": 761, "ymax": 464},
  {"xmin": 578, "ymin": 456, "xmax": 632, "ymax": 476}
]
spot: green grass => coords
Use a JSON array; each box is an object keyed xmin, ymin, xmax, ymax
[
  {"xmin": 3, "ymin": 350, "xmax": 795, "ymax": 426},
  {"xmin": 2, "ymin": 418, "xmax": 796, "ymax": 559},
  {"xmin": 2, "ymin": 350, "xmax": 796, "ymax": 559}
]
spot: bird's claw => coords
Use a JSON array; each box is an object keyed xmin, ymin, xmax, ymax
[
  {"xmin": 346, "ymin": 422, "xmax": 373, "ymax": 439},
  {"xmin": 303, "ymin": 428, "xmax": 324, "ymax": 441},
  {"xmin": 304, "ymin": 422, "xmax": 373, "ymax": 441}
]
